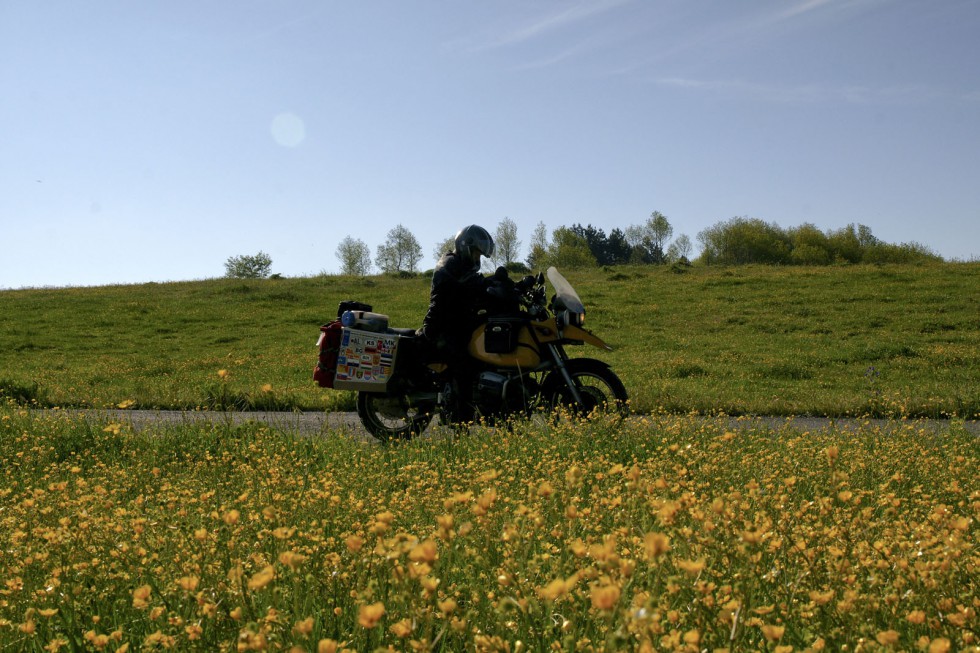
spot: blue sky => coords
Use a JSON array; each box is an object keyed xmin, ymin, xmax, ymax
[{"xmin": 2, "ymin": 0, "xmax": 978, "ymax": 288}]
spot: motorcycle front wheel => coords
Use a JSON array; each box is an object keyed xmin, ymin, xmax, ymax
[
  {"xmin": 356, "ymin": 392, "xmax": 433, "ymax": 443},
  {"xmin": 543, "ymin": 358, "xmax": 629, "ymax": 418}
]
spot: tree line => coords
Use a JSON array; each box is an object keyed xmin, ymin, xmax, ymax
[
  {"xmin": 225, "ymin": 214, "xmax": 941, "ymax": 278},
  {"xmin": 332, "ymin": 213, "xmax": 697, "ymax": 277}
]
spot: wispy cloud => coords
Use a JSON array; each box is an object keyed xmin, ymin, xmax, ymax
[
  {"xmin": 453, "ymin": 0, "xmax": 633, "ymax": 54},
  {"xmin": 746, "ymin": 0, "xmax": 900, "ymax": 41},
  {"xmin": 649, "ymin": 76, "xmax": 976, "ymax": 105}
]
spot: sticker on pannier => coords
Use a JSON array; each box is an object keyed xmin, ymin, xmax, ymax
[{"xmin": 333, "ymin": 328, "xmax": 400, "ymax": 391}]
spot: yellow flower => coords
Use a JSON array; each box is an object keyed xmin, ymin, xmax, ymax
[
  {"xmin": 809, "ymin": 589, "xmax": 834, "ymax": 606},
  {"xmin": 272, "ymin": 526, "xmax": 296, "ymax": 540},
  {"xmin": 876, "ymin": 630, "xmax": 900, "ymax": 646},
  {"xmin": 590, "ymin": 583, "xmax": 621, "ymax": 611},
  {"xmin": 177, "ymin": 575, "xmax": 199, "ymax": 592},
  {"xmin": 928, "ymin": 638, "xmax": 951, "ymax": 653},
  {"xmin": 117, "ymin": 399, "xmax": 136, "ymax": 409},
  {"xmin": 345, "ymin": 535, "xmax": 364, "ymax": 553},
  {"xmin": 261, "ymin": 384, "xmax": 273, "ymax": 393},
  {"xmin": 279, "ymin": 550, "xmax": 308, "ymax": 571},
  {"xmin": 474, "ymin": 488, "xmax": 497, "ymax": 516},
  {"xmin": 741, "ymin": 529, "xmax": 764, "ymax": 544},
  {"xmin": 218, "ymin": 369, "xmax": 229, "ymax": 380},
  {"xmin": 223, "ymin": 509, "xmax": 240, "ymax": 526},
  {"xmin": 247, "ymin": 565, "xmax": 276, "ymax": 591},
  {"xmin": 409, "ymin": 539, "xmax": 438, "ymax": 563},
  {"xmin": 761, "ymin": 624, "xmax": 785, "ymax": 642},
  {"xmin": 293, "ymin": 617, "xmax": 314, "ymax": 637},
  {"xmin": 390, "ymin": 619, "xmax": 413, "ymax": 638},
  {"xmin": 825, "ymin": 445, "xmax": 839, "ymax": 465},
  {"xmin": 538, "ymin": 578, "xmax": 571, "ymax": 601},
  {"xmin": 85, "ymin": 631, "xmax": 110, "ymax": 649},
  {"xmin": 132, "ymin": 584, "xmax": 152, "ymax": 609},
  {"xmin": 317, "ymin": 640, "xmax": 339, "ymax": 653},
  {"xmin": 906, "ymin": 610, "xmax": 926, "ymax": 624},
  {"xmin": 358, "ymin": 602, "xmax": 385, "ymax": 629},
  {"xmin": 643, "ymin": 532, "xmax": 670, "ymax": 559},
  {"xmin": 38, "ymin": 608, "xmax": 58, "ymax": 618},
  {"xmin": 676, "ymin": 558, "xmax": 706, "ymax": 576}
]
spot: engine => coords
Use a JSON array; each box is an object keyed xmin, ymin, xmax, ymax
[{"xmin": 473, "ymin": 371, "xmax": 538, "ymax": 415}]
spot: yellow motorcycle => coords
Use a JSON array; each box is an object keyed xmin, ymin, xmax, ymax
[{"xmin": 314, "ymin": 267, "xmax": 627, "ymax": 441}]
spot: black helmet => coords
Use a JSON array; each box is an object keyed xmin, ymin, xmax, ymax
[{"xmin": 454, "ymin": 225, "xmax": 495, "ymax": 268}]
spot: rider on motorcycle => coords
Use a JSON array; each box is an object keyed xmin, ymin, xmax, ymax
[
  {"xmin": 417, "ymin": 225, "xmax": 518, "ymax": 417},
  {"xmin": 419, "ymin": 225, "xmax": 499, "ymax": 354}
]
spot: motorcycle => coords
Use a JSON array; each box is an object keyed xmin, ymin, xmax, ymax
[{"xmin": 313, "ymin": 267, "xmax": 628, "ymax": 441}]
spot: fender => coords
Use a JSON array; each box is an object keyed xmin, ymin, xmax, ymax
[{"xmin": 562, "ymin": 324, "xmax": 614, "ymax": 351}]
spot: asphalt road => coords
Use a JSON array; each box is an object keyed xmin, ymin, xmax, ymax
[{"xmin": 47, "ymin": 409, "xmax": 979, "ymax": 440}]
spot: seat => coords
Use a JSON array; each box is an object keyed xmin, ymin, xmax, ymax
[{"xmin": 387, "ymin": 327, "xmax": 418, "ymax": 338}]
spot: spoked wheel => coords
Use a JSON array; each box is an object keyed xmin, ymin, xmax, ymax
[
  {"xmin": 543, "ymin": 358, "xmax": 629, "ymax": 419},
  {"xmin": 356, "ymin": 392, "xmax": 434, "ymax": 443}
]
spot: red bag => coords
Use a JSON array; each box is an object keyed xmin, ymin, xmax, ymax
[{"xmin": 313, "ymin": 321, "xmax": 344, "ymax": 388}]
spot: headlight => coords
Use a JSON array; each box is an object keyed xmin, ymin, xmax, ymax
[{"xmin": 562, "ymin": 310, "xmax": 585, "ymax": 327}]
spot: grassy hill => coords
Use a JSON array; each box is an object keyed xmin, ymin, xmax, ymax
[{"xmin": 1, "ymin": 263, "xmax": 978, "ymax": 418}]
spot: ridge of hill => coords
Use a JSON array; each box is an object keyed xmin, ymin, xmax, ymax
[{"xmin": 1, "ymin": 264, "xmax": 977, "ymax": 418}]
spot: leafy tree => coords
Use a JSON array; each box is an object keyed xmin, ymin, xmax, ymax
[
  {"xmin": 526, "ymin": 221, "xmax": 550, "ymax": 270},
  {"xmin": 623, "ymin": 211, "xmax": 675, "ymax": 264},
  {"xmin": 224, "ymin": 251, "xmax": 272, "ymax": 279},
  {"xmin": 666, "ymin": 234, "xmax": 693, "ymax": 263},
  {"xmin": 336, "ymin": 236, "xmax": 372, "ymax": 276},
  {"xmin": 375, "ymin": 224, "xmax": 423, "ymax": 274},
  {"xmin": 607, "ymin": 228, "xmax": 632, "ymax": 265},
  {"xmin": 625, "ymin": 225, "xmax": 654, "ymax": 264},
  {"xmin": 857, "ymin": 224, "xmax": 879, "ymax": 248},
  {"xmin": 788, "ymin": 223, "xmax": 831, "ymax": 265},
  {"xmin": 570, "ymin": 224, "xmax": 612, "ymax": 265},
  {"xmin": 433, "ymin": 235, "xmax": 455, "ymax": 263},
  {"xmin": 863, "ymin": 241, "xmax": 942, "ymax": 264},
  {"xmin": 825, "ymin": 224, "xmax": 864, "ymax": 264},
  {"xmin": 647, "ymin": 211, "xmax": 674, "ymax": 263},
  {"xmin": 492, "ymin": 218, "xmax": 522, "ymax": 266},
  {"xmin": 697, "ymin": 217, "xmax": 791, "ymax": 265},
  {"xmin": 547, "ymin": 227, "xmax": 598, "ymax": 269}
]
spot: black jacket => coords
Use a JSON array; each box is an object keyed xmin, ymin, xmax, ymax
[{"xmin": 419, "ymin": 252, "xmax": 489, "ymax": 345}]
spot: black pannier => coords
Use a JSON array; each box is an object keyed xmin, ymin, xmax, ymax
[
  {"xmin": 484, "ymin": 317, "xmax": 521, "ymax": 354},
  {"xmin": 337, "ymin": 300, "xmax": 373, "ymax": 318}
]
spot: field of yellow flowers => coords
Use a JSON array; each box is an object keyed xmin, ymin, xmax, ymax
[{"xmin": 1, "ymin": 406, "xmax": 976, "ymax": 652}]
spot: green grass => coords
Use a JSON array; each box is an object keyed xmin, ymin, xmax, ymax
[
  {"xmin": 1, "ymin": 406, "xmax": 976, "ymax": 651},
  {"xmin": 1, "ymin": 263, "xmax": 978, "ymax": 418}
]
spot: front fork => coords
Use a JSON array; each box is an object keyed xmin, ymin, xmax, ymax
[{"xmin": 548, "ymin": 344, "xmax": 584, "ymax": 406}]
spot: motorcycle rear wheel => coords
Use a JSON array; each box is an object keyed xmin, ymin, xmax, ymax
[
  {"xmin": 544, "ymin": 358, "xmax": 629, "ymax": 418},
  {"xmin": 356, "ymin": 392, "xmax": 433, "ymax": 443}
]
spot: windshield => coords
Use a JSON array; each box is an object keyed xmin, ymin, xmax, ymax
[{"xmin": 547, "ymin": 267, "xmax": 585, "ymax": 316}]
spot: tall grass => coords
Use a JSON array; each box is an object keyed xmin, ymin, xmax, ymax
[
  {"xmin": 1, "ymin": 405, "xmax": 976, "ymax": 650},
  {"xmin": 1, "ymin": 264, "xmax": 978, "ymax": 418}
]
